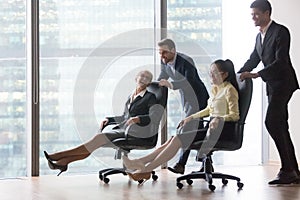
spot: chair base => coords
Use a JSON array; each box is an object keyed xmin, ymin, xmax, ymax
[
  {"xmin": 176, "ymin": 171, "xmax": 244, "ymax": 191},
  {"xmin": 99, "ymin": 168, "xmax": 158, "ymax": 184},
  {"xmin": 176, "ymin": 155, "xmax": 244, "ymax": 191}
]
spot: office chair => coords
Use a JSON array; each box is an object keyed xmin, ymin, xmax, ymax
[
  {"xmin": 176, "ymin": 75, "xmax": 253, "ymax": 191},
  {"xmin": 98, "ymin": 82, "xmax": 168, "ymax": 184}
]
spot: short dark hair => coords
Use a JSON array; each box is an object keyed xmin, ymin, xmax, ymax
[
  {"xmin": 158, "ymin": 38, "xmax": 176, "ymax": 50},
  {"xmin": 250, "ymin": 0, "xmax": 272, "ymax": 15}
]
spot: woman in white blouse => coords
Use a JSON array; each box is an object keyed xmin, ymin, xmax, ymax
[{"xmin": 123, "ymin": 59, "xmax": 240, "ymax": 181}]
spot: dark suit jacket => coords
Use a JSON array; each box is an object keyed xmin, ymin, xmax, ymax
[
  {"xmin": 106, "ymin": 90, "xmax": 159, "ymax": 138},
  {"xmin": 158, "ymin": 53, "xmax": 209, "ymax": 115},
  {"xmin": 238, "ymin": 21, "xmax": 299, "ymax": 95}
]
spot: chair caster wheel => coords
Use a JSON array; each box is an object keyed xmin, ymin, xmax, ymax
[
  {"xmin": 99, "ymin": 174, "xmax": 103, "ymax": 181},
  {"xmin": 237, "ymin": 182, "xmax": 244, "ymax": 189},
  {"xmin": 152, "ymin": 174, "xmax": 158, "ymax": 181},
  {"xmin": 103, "ymin": 177, "xmax": 110, "ymax": 184},
  {"xmin": 177, "ymin": 182, "xmax": 183, "ymax": 189},
  {"xmin": 208, "ymin": 184, "xmax": 216, "ymax": 191},
  {"xmin": 138, "ymin": 179, "xmax": 144, "ymax": 184},
  {"xmin": 187, "ymin": 179, "xmax": 193, "ymax": 185},
  {"xmin": 222, "ymin": 178, "xmax": 228, "ymax": 185}
]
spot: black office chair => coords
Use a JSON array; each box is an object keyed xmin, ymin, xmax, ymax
[
  {"xmin": 176, "ymin": 75, "xmax": 253, "ymax": 191},
  {"xmin": 98, "ymin": 82, "xmax": 168, "ymax": 184}
]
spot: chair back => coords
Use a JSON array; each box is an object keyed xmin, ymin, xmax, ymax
[
  {"xmin": 217, "ymin": 74, "xmax": 253, "ymax": 150},
  {"xmin": 236, "ymin": 74, "xmax": 253, "ymax": 125},
  {"xmin": 141, "ymin": 81, "xmax": 168, "ymax": 145},
  {"xmin": 191, "ymin": 75, "xmax": 253, "ymax": 153},
  {"xmin": 112, "ymin": 82, "xmax": 168, "ymax": 150},
  {"xmin": 147, "ymin": 82, "xmax": 168, "ymax": 116}
]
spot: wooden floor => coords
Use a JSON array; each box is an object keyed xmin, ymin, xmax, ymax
[{"xmin": 1, "ymin": 164, "xmax": 300, "ymax": 200}]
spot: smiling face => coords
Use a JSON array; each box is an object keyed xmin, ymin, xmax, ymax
[
  {"xmin": 135, "ymin": 70, "xmax": 153, "ymax": 89},
  {"xmin": 251, "ymin": 8, "xmax": 270, "ymax": 28},
  {"xmin": 158, "ymin": 45, "xmax": 176, "ymax": 64},
  {"xmin": 209, "ymin": 63, "xmax": 228, "ymax": 85}
]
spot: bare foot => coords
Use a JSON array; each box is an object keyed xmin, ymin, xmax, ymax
[
  {"xmin": 127, "ymin": 170, "xmax": 151, "ymax": 181},
  {"xmin": 122, "ymin": 156, "xmax": 145, "ymax": 171}
]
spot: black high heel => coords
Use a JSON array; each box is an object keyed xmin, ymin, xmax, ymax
[
  {"xmin": 44, "ymin": 151, "xmax": 53, "ymax": 161},
  {"xmin": 47, "ymin": 159, "xmax": 68, "ymax": 176}
]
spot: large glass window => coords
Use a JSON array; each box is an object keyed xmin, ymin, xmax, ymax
[
  {"xmin": 0, "ymin": 0, "xmax": 262, "ymax": 178},
  {"xmin": 0, "ymin": 0, "xmax": 27, "ymax": 177},
  {"xmin": 39, "ymin": 0, "xmax": 157, "ymax": 175}
]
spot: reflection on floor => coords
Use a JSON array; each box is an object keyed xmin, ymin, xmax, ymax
[{"xmin": 1, "ymin": 164, "xmax": 300, "ymax": 200}]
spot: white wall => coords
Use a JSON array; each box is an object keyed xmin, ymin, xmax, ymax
[
  {"xmin": 268, "ymin": 0, "xmax": 300, "ymax": 164},
  {"xmin": 222, "ymin": 0, "xmax": 263, "ymax": 165},
  {"xmin": 223, "ymin": 0, "xmax": 300, "ymax": 165}
]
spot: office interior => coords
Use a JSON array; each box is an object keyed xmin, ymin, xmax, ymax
[{"xmin": 1, "ymin": 0, "xmax": 300, "ymax": 199}]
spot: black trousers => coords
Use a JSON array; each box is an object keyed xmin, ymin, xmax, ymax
[{"xmin": 266, "ymin": 92, "xmax": 299, "ymax": 172}]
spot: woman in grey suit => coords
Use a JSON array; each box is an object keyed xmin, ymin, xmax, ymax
[
  {"xmin": 43, "ymin": 70, "xmax": 157, "ymax": 176},
  {"xmin": 238, "ymin": 0, "xmax": 299, "ymax": 185}
]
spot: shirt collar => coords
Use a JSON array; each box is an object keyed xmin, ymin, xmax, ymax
[
  {"xmin": 260, "ymin": 20, "xmax": 272, "ymax": 35},
  {"xmin": 131, "ymin": 88, "xmax": 147, "ymax": 99},
  {"xmin": 167, "ymin": 52, "xmax": 177, "ymax": 67}
]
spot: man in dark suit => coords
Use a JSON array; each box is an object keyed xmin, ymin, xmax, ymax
[
  {"xmin": 157, "ymin": 38, "xmax": 209, "ymax": 174},
  {"xmin": 238, "ymin": 0, "xmax": 300, "ymax": 185}
]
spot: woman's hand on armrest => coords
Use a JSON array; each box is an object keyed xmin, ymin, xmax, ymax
[
  {"xmin": 177, "ymin": 116, "xmax": 193, "ymax": 129},
  {"xmin": 99, "ymin": 118, "xmax": 109, "ymax": 130}
]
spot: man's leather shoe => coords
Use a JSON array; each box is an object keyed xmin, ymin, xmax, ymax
[
  {"xmin": 167, "ymin": 163, "xmax": 185, "ymax": 174},
  {"xmin": 268, "ymin": 170, "xmax": 300, "ymax": 185}
]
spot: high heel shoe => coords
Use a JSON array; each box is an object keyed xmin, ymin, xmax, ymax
[
  {"xmin": 122, "ymin": 155, "xmax": 145, "ymax": 171},
  {"xmin": 127, "ymin": 171, "xmax": 151, "ymax": 181},
  {"xmin": 44, "ymin": 151, "xmax": 53, "ymax": 161},
  {"xmin": 47, "ymin": 159, "xmax": 68, "ymax": 176}
]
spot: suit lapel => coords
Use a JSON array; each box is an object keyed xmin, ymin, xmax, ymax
[
  {"xmin": 128, "ymin": 94, "xmax": 143, "ymax": 111},
  {"xmin": 261, "ymin": 21, "xmax": 275, "ymax": 54},
  {"xmin": 174, "ymin": 54, "xmax": 183, "ymax": 78},
  {"xmin": 256, "ymin": 34, "xmax": 263, "ymax": 56}
]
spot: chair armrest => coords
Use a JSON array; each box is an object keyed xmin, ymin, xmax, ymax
[
  {"xmin": 99, "ymin": 116, "xmax": 125, "ymax": 131},
  {"xmin": 106, "ymin": 116, "xmax": 124, "ymax": 123}
]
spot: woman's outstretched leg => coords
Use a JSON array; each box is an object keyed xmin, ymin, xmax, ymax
[
  {"xmin": 123, "ymin": 137, "xmax": 174, "ymax": 170},
  {"xmin": 124, "ymin": 136, "xmax": 182, "ymax": 173},
  {"xmin": 142, "ymin": 136, "xmax": 182, "ymax": 172},
  {"xmin": 47, "ymin": 133, "xmax": 111, "ymax": 165}
]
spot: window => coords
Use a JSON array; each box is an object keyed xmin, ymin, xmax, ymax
[
  {"xmin": 0, "ymin": 0, "xmax": 262, "ymax": 177},
  {"xmin": 0, "ymin": 0, "xmax": 27, "ymax": 178},
  {"xmin": 39, "ymin": 0, "xmax": 157, "ymax": 175}
]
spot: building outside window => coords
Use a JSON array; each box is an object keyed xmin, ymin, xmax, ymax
[{"xmin": 0, "ymin": 0, "xmax": 260, "ymax": 177}]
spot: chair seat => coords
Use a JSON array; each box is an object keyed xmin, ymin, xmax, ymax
[
  {"xmin": 188, "ymin": 140, "xmax": 241, "ymax": 151},
  {"xmin": 112, "ymin": 137, "xmax": 157, "ymax": 150}
]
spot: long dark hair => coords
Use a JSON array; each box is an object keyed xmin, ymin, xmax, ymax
[{"xmin": 213, "ymin": 59, "xmax": 239, "ymax": 92}]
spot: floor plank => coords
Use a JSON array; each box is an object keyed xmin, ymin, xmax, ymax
[{"xmin": 1, "ymin": 164, "xmax": 300, "ymax": 200}]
